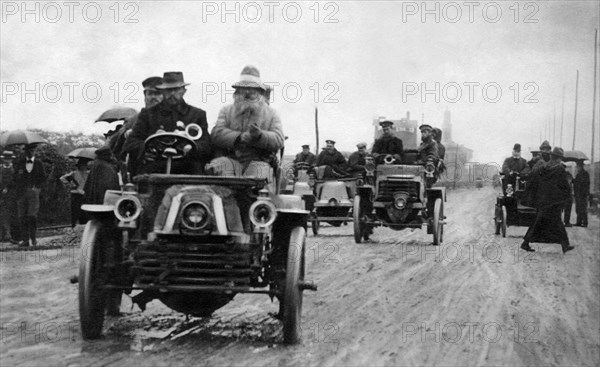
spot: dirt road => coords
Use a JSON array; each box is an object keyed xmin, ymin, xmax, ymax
[{"xmin": 1, "ymin": 186, "xmax": 598, "ymax": 366}]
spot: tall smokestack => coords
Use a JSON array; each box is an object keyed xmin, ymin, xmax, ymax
[{"xmin": 407, "ymin": 111, "xmax": 410, "ymax": 120}]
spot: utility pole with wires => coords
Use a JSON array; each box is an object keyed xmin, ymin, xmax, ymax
[{"xmin": 572, "ymin": 70, "xmax": 579, "ymax": 150}]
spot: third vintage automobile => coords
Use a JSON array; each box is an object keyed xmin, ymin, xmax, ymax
[
  {"xmin": 78, "ymin": 126, "xmax": 317, "ymax": 344},
  {"xmin": 353, "ymin": 152, "xmax": 446, "ymax": 244}
]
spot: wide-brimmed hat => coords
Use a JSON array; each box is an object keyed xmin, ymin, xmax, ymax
[
  {"xmin": 156, "ymin": 72, "xmax": 190, "ymax": 89},
  {"xmin": 232, "ymin": 65, "xmax": 266, "ymax": 91},
  {"xmin": 325, "ymin": 139, "xmax": 336, "ymax": 145},
  {"xmin": 539, "ymin": 140, "xmax": 551, "ymax": 151},
  {"xmin": 142, "ymin": 76, "xmax": 163, "ymax": 91},
  {"xmin": 379, "ymin": 120, "xmax": 394, "ymax": 127},
  {"xmin": 550, "ymin": 147, "xmax": 564, "ymax": 158}
]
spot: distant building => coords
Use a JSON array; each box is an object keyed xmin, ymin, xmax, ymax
[
  {"xmin": 372, "ymin": 111, "xmax": 418, "ymax": 149},
  {"xmin": 437, "ymin": 110, "xmax": 476, "ymax": 183}
]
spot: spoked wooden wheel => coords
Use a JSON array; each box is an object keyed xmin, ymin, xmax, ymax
[
  {"xmin": 432, "ymin": 198, "xmax": 443, "ymax": 246},
  {"xmin": 283, "ymin": 226, "xmax": 306, "ymax": 344}
]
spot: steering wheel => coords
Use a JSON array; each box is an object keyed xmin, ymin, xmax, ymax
[{"xmin": 144, "ymin": 132, "xmax": 197, "ymax": 161}]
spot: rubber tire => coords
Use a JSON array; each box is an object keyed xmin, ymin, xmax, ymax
[
  {"xmin": 353, "ymin": 195, "xmax": 363, "ymax": 243},
  {"xmin": 79, "ymin": 220, "xmax": 107, "ymax": 340},
  {"xmin": 501, "ymin": 206, "xmax": 507, "ymax": 238},
  {"xmin": 432, "ymin": 199, "xmax": 443, "ymax": 246},
  {"xmin": 311, "ymin": 216, "xmax": 320, "ymax": 236},
  {"xmin": 494, "ymin": 206, "xmax": 502, "ymax": 235},
  {"xmin": 283, "ymin": 226, "xmax": 305, "ymax": 345}
]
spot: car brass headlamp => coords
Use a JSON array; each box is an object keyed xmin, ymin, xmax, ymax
[
  {"xmin": 249, "ymin": 200, "xmax": 277, "ymax": 227},
  {"xmin": 328, "ymin": 198, "xmax": 338, "ymax": 206},
  {"xmin": 180, "ymin": 201, "xmax": 211, "ymax": 231},
  {"xmin": 114, "ymin": 196, "xmax": 142, "ymax": 222}
]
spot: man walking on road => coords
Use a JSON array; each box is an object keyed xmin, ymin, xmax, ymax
[{"xmin": 521, "ymin": 147, "xmax": 574, "ymax": 254}]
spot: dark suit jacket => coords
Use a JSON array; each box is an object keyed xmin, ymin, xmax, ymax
[
  {"xmin": 13, "ymin": 158, "xmax": 46, "ymax": 193},
  {"xmin": 124, "ymin": 100, "xmax": 212, "ymax": 171},
  {"xmin": 372, "ymin": 135, "xmax": 404, "ymax": 164}
]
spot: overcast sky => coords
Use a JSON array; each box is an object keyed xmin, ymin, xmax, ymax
[{"xmin": 1, "ymin": 0, "xmax": 599, "ymax": 164}]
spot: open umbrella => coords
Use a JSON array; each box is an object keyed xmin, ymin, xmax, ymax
[
  {"xmin": 95, "ymin": 107, "xmax": 137, "ymax": 123},
  {"xmin": 563, "ymin": 150, "xmax": 589, "ymax": 162},
  {"xmin": 67, "ymin": 147, "xmax": 97, "ymax": 160},
  {"xmin": 0, "ymin": 130, "xmax": 47, "ymax": 147}
]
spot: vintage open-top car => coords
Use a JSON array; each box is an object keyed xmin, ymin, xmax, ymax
[
  {"xmin": 353, "ymin": 152, "xmax": 446, "ymax": 244},
  {"xmin": 494, "ymin": 172, "xmax": 536, "ymax": 237},
  {"xmin": 78, "ymin": 127, "xmax": 316, "ymax": 344}
]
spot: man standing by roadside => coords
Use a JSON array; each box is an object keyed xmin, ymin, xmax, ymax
[
  {"xmin": 573, "ymin": 161, "xmax": 590, "ymax": 227},
  {"xmin": 13, "ymin": 144, "xmax": 46, "ymax": 247},
  {"xmin": 125, "ymin": 71, "xmax": 211, "ymax": 174},
  {"xmin": 0, "ymin": 151, "xmax": 17, "ymax": 243},
  {"xmin": 563, "ymin": 166, "xmax": 574, "ymax": 227}
]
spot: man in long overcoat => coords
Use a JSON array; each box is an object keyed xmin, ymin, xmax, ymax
[
  {"xmin": 521, "ymin": 147, "xmax": 574, "ymax": 253},
  {"xmin": 293, "ymin": 144, "xmax": 316, "ymax": 176},
  {"xmin": 84, "ymin": 146, "xmax": 120, "ymax": 205},
  {"xmin": 124, "ymin": 71, "xmax": 211, "ymax": 174},
  {"xmin": 573, "ymin": 161, "xmax": 590, "ymax": 227}
]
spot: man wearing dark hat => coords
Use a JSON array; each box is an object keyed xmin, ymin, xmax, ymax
[
  {"xmin": 209, "ymin": 66, "xmax": 284, "ymax": 182},
  {"xmin": 315, "ymin": 139, "xmax": 348, "ymax": 178},
  {"xmin": 416, "ymin": 124, "xmax": 439, "ymax": 190},
  {"xmin": 501, "ymin": 143, "xmax": 530, "ymax": 193},
  {"xmin": 525, "ymin": 140, "xmax": 552, "ymax": 208},
  {"xmin": 573, "ymin": 161, "xmax": 590, "ymax": 227},
  {"xmin": 83, "ymin": 146, "xmax": 120, "ymax": 205},
  {"xmin": 113, "ymin": 76, "xmax": 163, "ymax": 164},
  {"xmin": 125, "ymin": 71, "xmax": 211, "ymax": 174},
  {"xmin": 521, "ymin": 147, "xmax": 574, "ymax": 253},
  {"xmin": 13, "ymin": 144, "xmax": 46, "ymax": 247},
  {"xmin": 293, "ymin": 144, "xmax": 316, "ymax": 176},
  {"xmin": 371, "ymin": 120, "xmax": 403, "ymax": 164},
  {"xmin": 0, "ymin": 151, "xmax": 17, "ymax": 243},
  {"xmin": 348, "ymin": 142, "xmax": 368, "ymax": 177}
]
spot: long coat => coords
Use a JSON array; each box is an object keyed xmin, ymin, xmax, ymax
[
  {"xmin": 124, "ymin": 100, "xmax": 211, "ymax": 170},
  {"xmin": 83, "ymin": 157, "xmax": 120, "ymax": 205},
  {"xmin": 573, "ymin": 169, "xmax": 590, "ymax": 199},
  {"xmin": 211, "ymin": 103, "xmax": 284, "ymax": 164},
  {"xmin": 13, "ymin": 158, "xmax": 46, "ymax": 194},
  {"xmin": 347, "ymin": 151, "xmax": 366, "ymax": 174},
  {"xmin": 372, "ymin": 135, "xmax": 403, "ymax": 164},
  {"xmin": 293, "ymin": 152, "xmax": 316, "ymax": 166},
  {"xmin": 502, "ymin": 157, "xmax": 530, "ymax": 176},
  {"xmin": 316, "ymin": 148, "xmax": 348, "ymax": 176},
  {"xmin": 417, "ymin": 139, "xmax": 439, "ymax": 164},
  {"xmin": 524, "ymin": 161, "xmax": 571, "ymax": 245}
]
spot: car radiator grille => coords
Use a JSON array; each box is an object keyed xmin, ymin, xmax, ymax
[
  {"xmin": 134, "ymin": 243, "xmax": 254, "ymax": 287},
  {"xmin": 376, "ymin": 180, "xmax": 419, "ymax": 201}
]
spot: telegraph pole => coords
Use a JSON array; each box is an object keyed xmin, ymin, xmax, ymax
[
  {"xmin": 572, "ymin": 70, "xmax": 579, "ymax": 150},
  {"xmin": 560, "ymin": 85, "xmax": 565, "ymax": 147}
]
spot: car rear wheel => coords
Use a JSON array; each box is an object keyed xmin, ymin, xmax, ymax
[{"xmin": 283, "ymin": 226, "xmax": 305, "ymax": 344}]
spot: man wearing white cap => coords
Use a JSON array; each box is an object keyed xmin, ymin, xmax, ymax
[{"xmin": 209, "ymin": 65, "xmax": 284, "ymax": 182}]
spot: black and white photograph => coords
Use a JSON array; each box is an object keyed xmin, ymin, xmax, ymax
[{"xmin": 1, "ymin": 1, "xmax": 599, "ymax": 365}]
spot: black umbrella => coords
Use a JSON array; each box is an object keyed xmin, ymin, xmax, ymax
[
  {"xmin": 67, "ymin": 147, "xmax": 97, "ymax": 160},
  {"xmin": 563, "ymin": 150, "xmax": 589, "ymax": 162},
  {"xmin": 0, "ymin": 130, "xmax": 47, "ymax": 147},
  {"xmin": 95, "ymin": 107, "xmax": 137, "ymax": 123}
]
